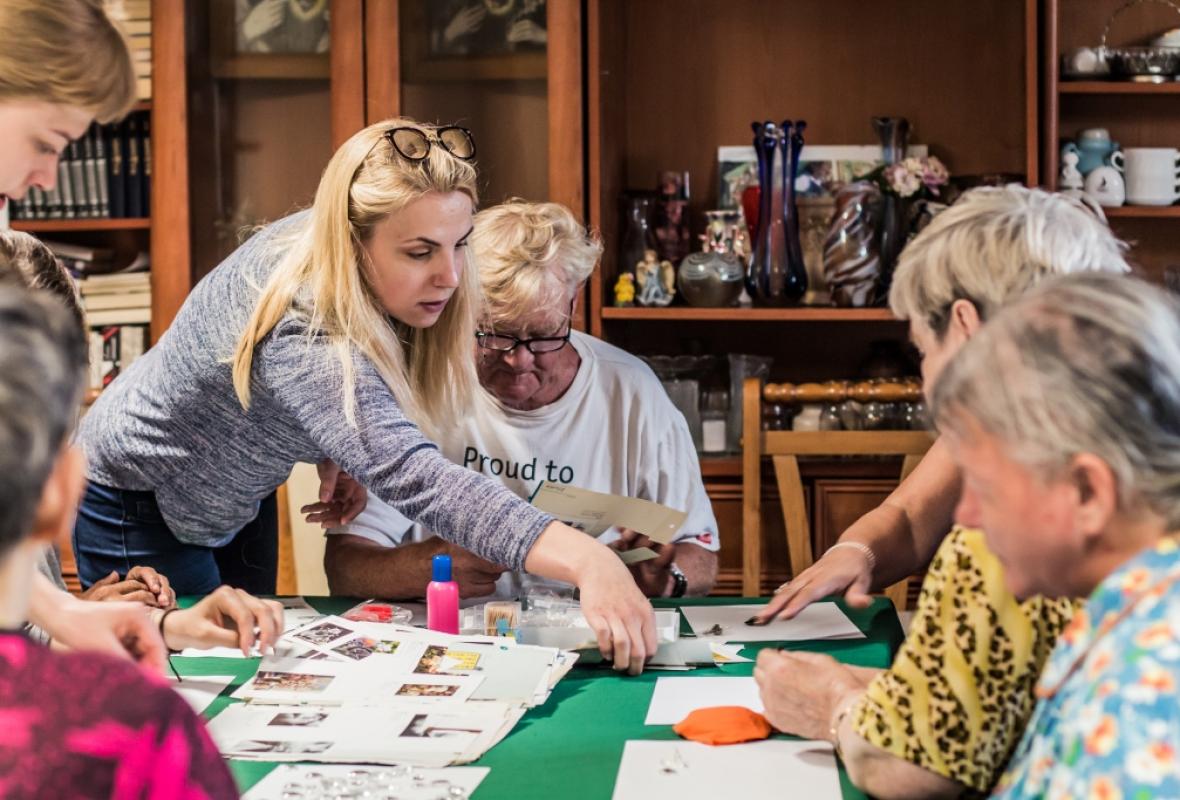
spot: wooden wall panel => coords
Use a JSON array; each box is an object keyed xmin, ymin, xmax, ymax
[
  {"xmin": 617, "ymin": 0, "xmax": 1028, "ymax": 263},
  {"xmin": 331, "ymin": 0, "xmax": 367, "ymax": 147}
]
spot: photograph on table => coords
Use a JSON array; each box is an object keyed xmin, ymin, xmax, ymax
[
  {"xmin": 232, "ymin": 739, "xmax": 333, "ymax": 755},
  {"xmin": 399, "ymin": 713, "xmax": 483, "ymax": 740},
  {"xmin": 332, "ymin": 636, "xmax": 403, "ymax": 661},
  {"xmin": 269, "ymin": 711, "xmax": 329, "ymax": 728},
  {"xmin": 251, "ymin": 670, "xmax": 334, "ymax": 694},
  {"xmin": 397, "ymin": 683, "xmax": 461, "ymax": 698},
  {"xmin": 414, "ymin": 645, "xmax": 482, "ymax": 675},
  {"xmin": 294, "ymin": 621, "xmax": 352, "ymax": 647}
]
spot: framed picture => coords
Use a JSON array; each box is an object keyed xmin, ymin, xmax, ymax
[
  {"xmin": 400, "ymin": 0, "xmax": 548, "ymax": 83},
  {"xmin": 210, "ymin": 0, "xmax": 331, "ymax": 80}
]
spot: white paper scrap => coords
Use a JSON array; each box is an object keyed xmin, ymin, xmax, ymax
[
  {"xmin": 168, "ymin": 674, "xmax": 235, "ymax": 714},
  {"xmin": 644, "ymin": 676, "xmax": 763, "ymax": 725},
  {"xmin": 242, "ymin": 764, "xmax": 490, "ymax": 800},
  {"xmin": 680, "ymin": 602, "xmax": 864, "ymax": 643},
  {"xmin": 611, "ymin": 740, "xmax": 840, "ymax": 800}
]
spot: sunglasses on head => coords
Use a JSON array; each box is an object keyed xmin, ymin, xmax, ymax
[{"xmin": 384, "ymin": 126, "xmax": 476, "ymax": 162}]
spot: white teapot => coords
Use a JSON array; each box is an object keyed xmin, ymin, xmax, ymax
[{"xmin": 1084, "ymin": 164, "xmax": 1126, "ymax": 207}]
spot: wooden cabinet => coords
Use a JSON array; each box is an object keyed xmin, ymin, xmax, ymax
[{"xmin": 1045, "ymin": 0, "xmax": 1180, "ymax": 279}]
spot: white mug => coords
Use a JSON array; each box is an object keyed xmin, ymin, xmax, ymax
[{"xmin": 1113, "ymin": 147, "xmax": 1180, "ymax": 206}]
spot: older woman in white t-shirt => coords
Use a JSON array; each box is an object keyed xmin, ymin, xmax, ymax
[{"xmin": 323, "ymin": 200, "xmax": 719, "ymax": 601}]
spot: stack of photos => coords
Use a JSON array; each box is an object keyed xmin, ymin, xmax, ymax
[{"xmin": 212, "ymin": 615, "xmax": 572, "ymax": 765}]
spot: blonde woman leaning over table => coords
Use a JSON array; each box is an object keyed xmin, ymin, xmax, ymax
[
  {"xmin": 753, "ymin": 186, "xmax": 1129, "ymax": 799},
  {"xmin": 73, "ymin": 119, "xmax": 657, "ymax": 673}
]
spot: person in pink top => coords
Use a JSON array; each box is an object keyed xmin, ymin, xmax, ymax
[{"xmin": 0, "ymin": 282, "xmax": 238, "ymax": 799}]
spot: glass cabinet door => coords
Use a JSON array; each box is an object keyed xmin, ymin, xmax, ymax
[
  {"xmin": 183, "ymin": 0, "xmax": 349, "ymax": 280},
  {"xmin": 396, "ymin": 0, "xmax": 551, "ymax": 207}
]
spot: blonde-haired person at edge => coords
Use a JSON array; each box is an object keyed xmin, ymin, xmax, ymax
[
  {"xmin": 324, "ymin": 200, "xmax": 719, "ymax": 602},
  {"xmin": 751, "ymin": 186, "xmax": 1131, "ymax": 798},
  {"xmin": 0, "ymin": 0, "xmax": 173, "ymax": 669},
  {"xmin": 74, "ymin": 121, "xmax": 657, "ymax": 672}
]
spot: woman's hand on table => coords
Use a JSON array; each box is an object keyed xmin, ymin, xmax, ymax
[
  {"xmin": 42, "ymin": 595, "xmax": 168, "ymax": 673},
  {"xmin": 302, "ymin": 458, "xmax": 368, "ymax": 528},
  {"xmin": 753, "ymin": 649, "xmax": 869, "ymax": 741},
  {"xmin": 159, "ymin": 586, "xmax": 284, "ymax": 656},
  {"xmin": 752, "ymin": 544, "xmax": 874, "ymax": 624},
  {"xmin": 80, "ymin": 565, "xmax": 176, "ymax": 608},
  {"xmin": 577, "ymin": 555, "xmax": 658, "ymax": 675}
]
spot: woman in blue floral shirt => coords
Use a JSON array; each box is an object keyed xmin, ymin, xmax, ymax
[{"xmin": 931, "ymin": 273, "xmax": 1180, "ymax": 799}]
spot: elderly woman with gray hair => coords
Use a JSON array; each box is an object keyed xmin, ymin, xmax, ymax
[
  {"xmin": 325, "ymin": 200, "xmax": 719, "ymax": 601},
  {"xmin": 936, "ymin": 273, "xmax": 1180, "ymax": 799},
  {"xmin": 753, "ymin": 185, "xmax": 1131, "ymax": 799}
]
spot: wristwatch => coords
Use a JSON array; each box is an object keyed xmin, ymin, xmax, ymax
[{"xmin": 668, "ymin": 562, "xmax": 688, "ymax": 598}]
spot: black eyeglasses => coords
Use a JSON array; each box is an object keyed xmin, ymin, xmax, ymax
[
  {"xmin": 385, "ymin": 126, "xmax": 476, "ymax": 162},
  {"xmin": 475, "ymin": 300, "xmax": 575, "ymax": 355}
]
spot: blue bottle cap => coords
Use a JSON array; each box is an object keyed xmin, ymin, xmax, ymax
[{"xmin": 432, "ymin": 553, "xmax": 452, "ymax": 582}]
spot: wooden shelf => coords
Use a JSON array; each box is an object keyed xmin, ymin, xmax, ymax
[
  {"xmin": 133, "ymin": 100, "xmax": 152, "ymax": 112},
  {"xmin": 11, "ymin": 218, "xmax": 151, "ymax": 232},
  {"xmin": 700, "ymin": 456, "xmax": 741, "ymax": 477},
  {"xmin": 1104, "ymin": 205, "xmax": 1180, "ymax": 219},
  {"xmin": 1059, "ymin": 81, "xmax": 1180, "ymax": 94},
  {"xmin": 601, "ymin": 307, "xmax": 899, "ymax": 322}
]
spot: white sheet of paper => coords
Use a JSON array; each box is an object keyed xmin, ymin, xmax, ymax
[
  {"xmin": 242, "ymin": 764, "xmax": 490, "ymax": 800},
  {"xmin": 611, "ymin": 740, "xmax": 840, "ymax": 800},
  {"xmin": 644, "ymin": 676, "xmax": 763, "ymax": 725},
  {"xmin": 169, "ymin": 674, "xmax": 235, "ymax": 714},
  {"xmin": 680, "ymin": 602, "xmax": 864, "ymax": 643}
]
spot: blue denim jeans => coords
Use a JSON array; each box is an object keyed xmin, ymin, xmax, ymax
[{"xmin": 73, "ymin": 482, "xmax": 278, "ymax": 595}]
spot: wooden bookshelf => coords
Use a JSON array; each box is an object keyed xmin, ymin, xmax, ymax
[
  {"xmin": 1059, "ymin": 81, "xmax": 1180, "ymax": 94},
  {"xmin": 11, "ymin": 218, "xmax": 152, "ymax": 232},
  {"xmin": 601, "ymin": 307, "xmax": 899, "ymax": 322},
  {"xmin": 1103, "ymin": 205, "xmax": 1180, "ymax": 219}
]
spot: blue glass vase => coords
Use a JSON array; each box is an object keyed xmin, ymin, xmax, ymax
[
  {"xmin": 872, "ymin": 116, "xmax": 911, "ymax": 304},
  {"xmin": 781, "ymin": 120, "xmax": 809, "ymax": 301},
  {"xmin": 746, "ymin": 120, "xmax": 808, "ymax": 306}
]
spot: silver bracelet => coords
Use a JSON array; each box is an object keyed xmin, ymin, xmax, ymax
[{"xmin": 826, "ymin": 541, "xmax": 877, "ymax": 572}]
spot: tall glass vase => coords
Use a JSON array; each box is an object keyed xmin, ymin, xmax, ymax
[
  {"xmin": 745, "ymin": 122, "xmax": 792, "ymax": 306},
  {"xmin": 872, "ymin": 116, "xmax": 910, "ymax": 304},
  {"xmin": 781, "ymin": 120, "xmax": 809, "ymax": 302}
]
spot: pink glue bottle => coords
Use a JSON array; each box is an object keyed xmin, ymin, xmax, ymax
[{"xmin": 426, "ymin": 554, "xmax": 459, "ymax": 634}]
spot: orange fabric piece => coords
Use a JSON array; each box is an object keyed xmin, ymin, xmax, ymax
[{"xmin": 673, "ymin": 705, "xmax": 773, "ymax": 745}]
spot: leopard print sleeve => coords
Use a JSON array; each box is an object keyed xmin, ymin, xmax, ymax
[{"xmin": 851, "ymin": 527, "xmax": 1077, "ymax": 794}]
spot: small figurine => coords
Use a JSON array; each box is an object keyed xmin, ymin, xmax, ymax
[
  {"xmin": 613, "ymin": 273, "xmax": 635, "ymax": 307},
  {"xmin": 1084, "ymin": 164, "xmax": 1126, "ymax": 207},
  {"xmin": 1058, "ymin": 144, "xmax": 1084, "ymax": 200},
  {"xmin": 634, "ymin": 249, "xmax": 676, "ymax": 307}
]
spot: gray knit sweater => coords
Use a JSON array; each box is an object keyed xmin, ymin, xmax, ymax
[{"xmin": 78, "ymin": 211, "xmax": 553, "ymax": 569}]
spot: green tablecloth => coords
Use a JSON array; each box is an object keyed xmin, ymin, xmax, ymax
[{"xmin": 176, "ymin": 596, "xmax": 904, "ymax": 799}]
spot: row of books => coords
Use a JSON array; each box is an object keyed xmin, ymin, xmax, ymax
[
  {"xmin": 81, "ymin": 270, "xmax": 151, "ymax": 390},
  {"xmin": 89, "ymin": 324, "xmax": 148, "ymax": 391},
  {"xmin": 107, "ymin": 0, "xmax": 152, "ymax": 100},
  {"xmin": 79, "ymin": 271, "xmax": 152, "ymax": 326},
  {"xmin": 8, "ymin": 113, "xmax": 151, "ymax": 221}
]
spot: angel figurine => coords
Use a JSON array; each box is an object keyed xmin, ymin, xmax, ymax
[{"xmin": 635, "ymin": 249, "xmax": 676, "ymax": 307}]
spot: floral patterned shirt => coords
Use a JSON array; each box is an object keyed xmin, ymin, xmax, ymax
[
  {"xmin": 993, "ymin": 537, "xmax": 1180, "ymax": 799},
  {"xmin": 0, "ymin": 631, "xmax": 238, "ymax": 799}
]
